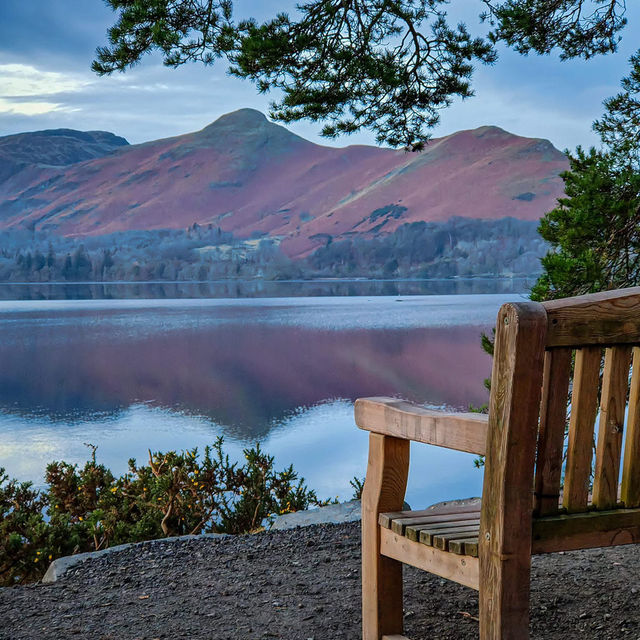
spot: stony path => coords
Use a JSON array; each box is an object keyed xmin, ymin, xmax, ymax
[{"xmin": 1, "ymin": 522, "xmax": 640, "ymax": 639}]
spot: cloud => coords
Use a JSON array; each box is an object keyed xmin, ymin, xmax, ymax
[
  {"xmin": 0, "ymin": 99, "xmax": 71, "ymax": 117},
  {"xmin": 0, "ymin": 63, "xmax": 88, "ymax": 96},
  {"xmin": 0, "ymin": 63, "xmax": 89, "ymax": 118}
]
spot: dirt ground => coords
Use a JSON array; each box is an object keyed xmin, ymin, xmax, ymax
[{"xmin": 1, "ymin": 522, "xmax": 639, "ymax": 639}]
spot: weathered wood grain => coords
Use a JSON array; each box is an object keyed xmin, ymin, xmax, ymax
[
  {"xmin": 593, "ymin": 346, "xmax": 632, "ymax": 509},
  {"xmin": 563, "ymin": 347, "xmax": 602, "ymax": 513},
  {"xmin": 355, "ymin": 397, "xmax": 488, "ymax": 455},
  {"xmin": 621, "ymin": 347, "xmax": 640, "ymax": 507},
  {"xmin": 392, "ymin": 514, "xmax": 480, "ymax": 536},
  {"xmin": 544, "ymin": 286, "xmax": 640, "ymax": 347},
  {"xmin": 380, "ymin": 527, "xmax": 479, "ymax": 590},
  {"xmin": 534, "ymin": 348, "xmax": 572, "ymax": 516},
  {"xmin": 361, "ymin": 434, "xmax": 410, "ymax": 640},
  {"xmin": 382, "ymin": 508, "xmax": 481, "ymax": 535},
  {"xmin": 479, "ymin": 302, "xmax": 547, "ymax": 640},
  {"xmin": 532, "ymin": 507, "xmax": 640, "ymax": 553}
]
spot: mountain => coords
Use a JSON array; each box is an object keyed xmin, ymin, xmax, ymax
[
  {"xmin": 0, "ymin": 128, "xmax": 128, "ymax": 186},
  {"xmin": 0, "ymin": 109, "xmax": 567, "ymax": 258},
  {"xmin": 0, "ymin": 129, "xmax": 129, "ymax": 169}
]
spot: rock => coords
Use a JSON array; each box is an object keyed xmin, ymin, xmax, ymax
[
  {"xmin": 268, "ymin": 496, "xmax": 480, "ymax": 531},
  {"xmin": 269, "ymin": 500, "xmax": 362, "ymax": 530},
  {"xmin": 42, "ymin": 533, "xmax": 228, "ymax": 583},
  {"xmin": 423, "ymin": 497, "xmax": 482, "ymax": 511}
]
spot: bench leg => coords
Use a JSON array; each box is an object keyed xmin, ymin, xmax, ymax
[
  {"xmin": 362, "ymin": 434, "xmax": 410, "ymax": 640},
  {"xmin": 479, "ymin": 552, "xmax": 531, "ymax": 640}
]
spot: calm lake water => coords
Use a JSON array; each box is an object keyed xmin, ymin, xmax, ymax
[{"xmin": 0, "ymin": 281, "xmax": 528, "ymax": 507}]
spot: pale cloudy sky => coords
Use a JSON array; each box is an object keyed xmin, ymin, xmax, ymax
[{"xmin": 0, "ymin": 1, "xmax": 639, "ymax": 151}]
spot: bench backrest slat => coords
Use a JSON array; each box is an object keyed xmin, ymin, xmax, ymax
[
  {"xmin": 622, "ymin": 347, "xmax": 640, "ymax": 507},
  {"xmin": 592, "ymin": 346, "xmax": 633, "ymax": 508},
  {"xmin": 562, "ymin": 346, "xmax": 602, "ymax": 513},
  {"xmin": 533, "ymin": 348, "xmax": 572, "ymax": 517}
]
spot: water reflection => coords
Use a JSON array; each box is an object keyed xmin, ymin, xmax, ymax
[
  {"xmin": 0, "ymin": 293, "xmax": 511, "ymax": 504},
  {"xmin": 0, "ymin": 400, "xmax": 484, "ymax": 506},
  {"xmin": 0, "ymin": 297, "xmax": 501, "ymax": 435}
]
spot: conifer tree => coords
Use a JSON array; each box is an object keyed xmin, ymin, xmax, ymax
[{"xmin": 531, "ymin": 51, "xmax": 640, "ymax": 301}]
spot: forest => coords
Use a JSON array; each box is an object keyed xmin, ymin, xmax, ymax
[{"xmin": 0, "ymin": 217, "xmax": 545, "ymax": 282}]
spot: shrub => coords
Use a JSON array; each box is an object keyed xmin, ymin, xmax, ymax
[{"xmin": 0, "ymin": 437, "xmax": 329, "ymax": 586}]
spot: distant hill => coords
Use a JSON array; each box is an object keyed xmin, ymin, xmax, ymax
[
  {"xmin": 0, "ymin": 109, "xmax": 567, "ymax": 259},
  {"xmin": 0, "ymin": 129, "xmax": 129, "ymax": 169},
  {"xmin": 0, "ymin": 129, "xmax": 128, "ymax": 187}
]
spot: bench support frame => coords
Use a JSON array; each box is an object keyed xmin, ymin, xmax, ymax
[{"xmin": 362, "ymin": 433, "xmax": 409, "ymax": 640}]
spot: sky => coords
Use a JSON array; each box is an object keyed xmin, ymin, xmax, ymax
[{"xmin": 1, "ymin": 1, "xmax": 639, "ymax": 151}]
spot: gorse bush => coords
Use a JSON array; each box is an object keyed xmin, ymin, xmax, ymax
[{"xmin": 0, "ymin": 438, "xmax": 330, "ymax": 586}]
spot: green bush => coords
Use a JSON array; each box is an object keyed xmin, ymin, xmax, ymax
[{"xmin": 0, "ymin": 437, "xmax": 329, "ymax": 586}]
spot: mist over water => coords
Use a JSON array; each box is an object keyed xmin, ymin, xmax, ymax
[{"xmin": 0, "ymin": 282, "xmax": 522, "ymax": 506}]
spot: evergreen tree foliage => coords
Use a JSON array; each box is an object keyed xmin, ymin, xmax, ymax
[
  {"xmin": 594, "ymin": 49, "xmax": 640, "ymax": 171},
  {"xmin": 479, "ymin": 52, "xmax": 640, "ymax": 421},
  {"xmin": 485, "ymin": 0, "xmax": 627, "ymax": 59},
  {"xmin": 531, "ymin": 51, "xmax": 640, "ymax": 302},
  {"xmin": 92, "ymin": 0, "xmax": 629, "ymax": 148}
]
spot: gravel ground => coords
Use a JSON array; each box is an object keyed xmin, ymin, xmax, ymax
[{"xmin": 1, "ymin": 522, "xmax": 640, "ymax": 639}]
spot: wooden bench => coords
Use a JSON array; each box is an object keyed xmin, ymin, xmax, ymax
[{"xmin": 356, "ymin": 287, "xmax": 640, "ymax": 639}]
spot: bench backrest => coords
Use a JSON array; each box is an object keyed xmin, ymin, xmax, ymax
[
  {"xmin": 480, "ymin": 288, "xmax": 640, "ymax": 563},
  {"xmin": 537, "ymin": 287, "xmax": 640, "ymax": 516}
]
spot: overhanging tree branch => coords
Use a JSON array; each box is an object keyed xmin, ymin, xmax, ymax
[{"xmin": 93, "ymin": 0, "xmax": 630, "ymax": 148}]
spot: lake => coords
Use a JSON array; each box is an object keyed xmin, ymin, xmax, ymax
[{"xmin": 0, "ymin": 281, "xmax": 528, "ymax": 508}]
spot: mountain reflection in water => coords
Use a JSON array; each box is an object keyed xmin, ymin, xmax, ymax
[{"xmin": 0, "ymin": 292, "xmax": 519, "ymax": 502}]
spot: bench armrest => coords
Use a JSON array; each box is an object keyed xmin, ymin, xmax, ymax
[{"xmin": 355, "ymin": 397, "xmax": 488, "ymax": 455}]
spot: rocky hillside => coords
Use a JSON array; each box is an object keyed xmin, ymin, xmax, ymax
[{"xmin": 0, "ymin": 109, "xmax": 567, "ymax": 259}]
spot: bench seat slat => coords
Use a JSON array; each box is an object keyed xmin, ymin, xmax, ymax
[
  {"xmin": 404, "ymin": 518, "xmax": 480, "ymax": 541},
  {"xmin": 381, "ymin": 509, "xmax": 481, "ymax": 556},
  {"xmin": 385, "ymin": 510, "xmax": 481, "ymax": 535},
  {"xmin": 418, "ymin": 523, "xmax": 481, "ymax": 545},
  {"xmin": 378, "ymin": 501, "xmax": 480, "ymax": 529},
  {"xmin": 430, "ymin": 525, "xmax": 481, "ymax": 550},
  {"xmin": 449, "ymin": 538, "xmax": 480, "ymax": 557},
  {"xmin": 383, "ymin": 506, "xmax": 640, "ymax": 559}
]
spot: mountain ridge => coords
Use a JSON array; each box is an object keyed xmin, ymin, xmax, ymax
[{"xmin": 0, "ymin": 109, "xmax": 568, "ymax": 257}]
